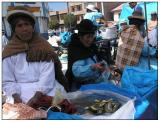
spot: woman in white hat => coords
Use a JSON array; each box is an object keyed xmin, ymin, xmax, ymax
[
  {"xmin": 2, "ymin": 6, "xmax": 68, "ymax": 108},
  {"xmin": 84, "ymin": 4, "xmax": 104, "ymax": 27}
]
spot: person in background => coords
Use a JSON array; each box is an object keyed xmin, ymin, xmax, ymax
[
  {"xmin": 118, "ymin": 2, "xmax": 144, "ymax": 33},
  {"xmin": 94, "ymin": 6, "xmax": 105, "ymax": 25},
  {"xmin": 148, "ymin": 12, "xmax": 158, "ymax": 32},
  {"xmin": 148, "ymin": 26, "xmax": 158, "ymax": 48},
  {"xmin": 129, "ymin": 2, "xmax": 143, "ymax": 13},
  {"xmin": 147, "ymin": 12, "xmax": 158, "ymax": 49},
  {"xmin": 65, "ymin": 19, "xmax": 110, "ymax": 91},
  {"xmin": 2, "ymin": 30, "xmax": 9, "ymax": 51},
  {"xmin": 119, "ymin": 20, "xmax": 128, "ymax": 31},
  {"xmin": 142, "ymin": 26, "xmax": 158, "ymax": 58},
  {"xmin": 141, "ymin": 11, "xmax": 158, "ymax": 58},
  {"xmin": 129, "ymin": 2, "xmax": 146, "ymax": 37},
  {"xmin": 2, "ymin": 6, "xmax": 69, "ymax": 108},
  {"xmin": 115, "ymin": 10, "xmax": 145, "ymax": 70},
  {"xmin": 84, "ymin": 4, "xmax": 104, "ymax": 27}
]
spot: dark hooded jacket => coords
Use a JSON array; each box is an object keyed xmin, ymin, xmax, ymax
[{"xmin": 65, "ymin": 33, "xmax": 100, "ymax": 91}]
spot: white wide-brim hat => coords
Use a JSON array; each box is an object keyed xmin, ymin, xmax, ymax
[
  {"xmin": 6, "ymin": 9, "xmax": 36, "ymax": 24},
  {"xmin": 86, "ymin": 4, "xmax": 97, "ymax": 12}
]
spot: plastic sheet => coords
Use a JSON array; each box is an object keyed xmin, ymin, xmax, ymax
[
  {"xmin": 60, "ymin": 32, "xmax": 72, "ymax": 46},
  {"xmin": 47, "ymin": 111, "xmax": 82, "ymax": 120},
  {"xmin": 121, "ymin": 66, "xmax": 158, "ymax": 97}
]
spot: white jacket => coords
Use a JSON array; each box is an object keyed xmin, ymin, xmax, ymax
[{"xmin": 2, "ymin": 52, "xmax": 65, "ymax": 103}]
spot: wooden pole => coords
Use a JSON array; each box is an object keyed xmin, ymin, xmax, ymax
[{"xmin": 144, "ymin": 2, "xmax": 151, "ymax": 70}]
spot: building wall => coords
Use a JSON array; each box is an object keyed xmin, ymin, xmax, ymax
[
  {"xmin": 49, "ymin": 2, "xmax": 87, "ymax": 31},
  {"xmin": 68, "ymin": 2, "xmax": 85, "ymax": 23},
  {"xmin": 2, "ymin": 2, "xmax": 12, "ymax": 37},
  {"xmin": 113, "ymin": 11, "xmax": 120, "ymax": 22},
  {"xmin": 68, "ymin": 2, "xmax": 123, "ymax": 22},
  {"xmin": 49, "ymin": 2, "xmax": 124, "ymax": 31},
  {"xmin": 102, "ymin": 2, "xmax": 123, "ymax": 21}
]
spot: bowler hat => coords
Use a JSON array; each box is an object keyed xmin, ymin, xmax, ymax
[
  {"xmin": 151, "ymin": 11, "xmax": 157, "ymax": 15},
  {"xmin": 77, "ymin": 19, "xmax": 97, "ymax": 33}
]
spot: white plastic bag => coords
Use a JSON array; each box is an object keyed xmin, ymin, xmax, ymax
[
  {"xmin": 83, "ymin": 99, "xmax": 135, "ymax": 119},
  {"xmin": 67, "ymin": 90, "xmax": 135, "ymax": 119}
]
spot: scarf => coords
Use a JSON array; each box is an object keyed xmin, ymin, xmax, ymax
[{"xmin": 2, "ymin": 33, "xmax": 69, "ymax": 91}]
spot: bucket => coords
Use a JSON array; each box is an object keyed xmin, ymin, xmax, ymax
[{"xmin": 100, "ymin": 26, "xmax": 117, "ymax": 40}]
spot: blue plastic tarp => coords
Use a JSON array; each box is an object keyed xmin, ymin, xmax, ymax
[
  {"xmin": 47, "ymin": 111, "xmax": 82, "ymax": 120},
  {"xmin": 136, "ymin": 88, "xmax": 158, "ymax": 119},
  {"xmin": 120, "ymin": 65, "xmax": 158, "ymax": 119},
  {"xmin": 121, "ymin": 66, "xmax": 158, "ymax": 97},
  {"xmin": 137, "ymin": 57, "xmax": 158, "ymax": 70}
]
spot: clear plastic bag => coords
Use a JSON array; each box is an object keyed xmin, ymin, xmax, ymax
[{"xmin": 51, "ymin": 89, "xmax": 65, "ymax": 107}]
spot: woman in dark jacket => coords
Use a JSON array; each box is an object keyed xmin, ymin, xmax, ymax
[{"xmin": 65, "ymin": 19, "xmax": 110, "ymax": 91}]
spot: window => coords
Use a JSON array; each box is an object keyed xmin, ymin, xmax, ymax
[
  {"xmin": 71, "ymin": 6, "xmax": 75, "ymax": 12},
  {"xmin": 60, "ymin": 14, "xmax": 64, "ymax": 20},
  {"xmin": 76, "ymin": 5, "xmax": 82, "ymax": 11}
]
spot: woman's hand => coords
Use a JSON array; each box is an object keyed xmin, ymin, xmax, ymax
[
  {"xmin": 91, "ymin": 63, "xmax": 106, "ymax": 72},
  {"xmin": 27, "ymin": 91, "xmax": 43, "ymax": 108},
  {"xmin": 12, "ymin": 93, "xmax": 22, "ymax": 103}
]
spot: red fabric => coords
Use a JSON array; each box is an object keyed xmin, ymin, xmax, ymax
[
  {"xmin": 32, "ymin": 95, "xmax": 53, "ymax": 109},
  {"xmin": 58, "ymin": 99, "xmax": 77, "ymax": 114},
  {"xmin": 31, "ymin": 96, "xmax": 77, "ymax": 114}
]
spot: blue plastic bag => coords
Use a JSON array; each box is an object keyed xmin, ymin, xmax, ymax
[{"xmin": 60, "ymin": 32, "xmax": 72, "ymax": 46}]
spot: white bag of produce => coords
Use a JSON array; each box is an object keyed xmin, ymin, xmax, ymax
[{"xmin": 66, "ymin": 90, "xmax": 135, "ymax": 119}]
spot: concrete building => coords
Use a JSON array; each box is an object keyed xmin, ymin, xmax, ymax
[
  {"xmin": 67, "ymin": 2, "xmax": 124, "ymax": 24},
  {"xmin": 49, "ymin": 2, "xmax": 101, "ymax": 32},
  {"xmin": 49, "ymin": 2, "xmax": 125, "ymax": 31},
  {"xmin": 111, "ymin": 3, "xmax": 123, "ymax": 22},
  {"xmin": 68, "ymin": 2, "xmax": 101, "ymax": 23},
  {"xmin": 49, "ymin": 10, "xmax": 68, "ymax": 32},
  {"xmin": 68, "ymin": 2, "xmax": 85, "ymax": 23},
  {"xmin": 2, "ymin": 2, "xmax": 49, "ymax": 39},
  {"xmin": 101, "ymin": 2, "xmax": 124, "ymax": 21}
]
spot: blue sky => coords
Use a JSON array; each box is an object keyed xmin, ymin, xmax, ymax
[{"xmin": 48, "ymin": 2, "xmax": 67, "ymax": 11}]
